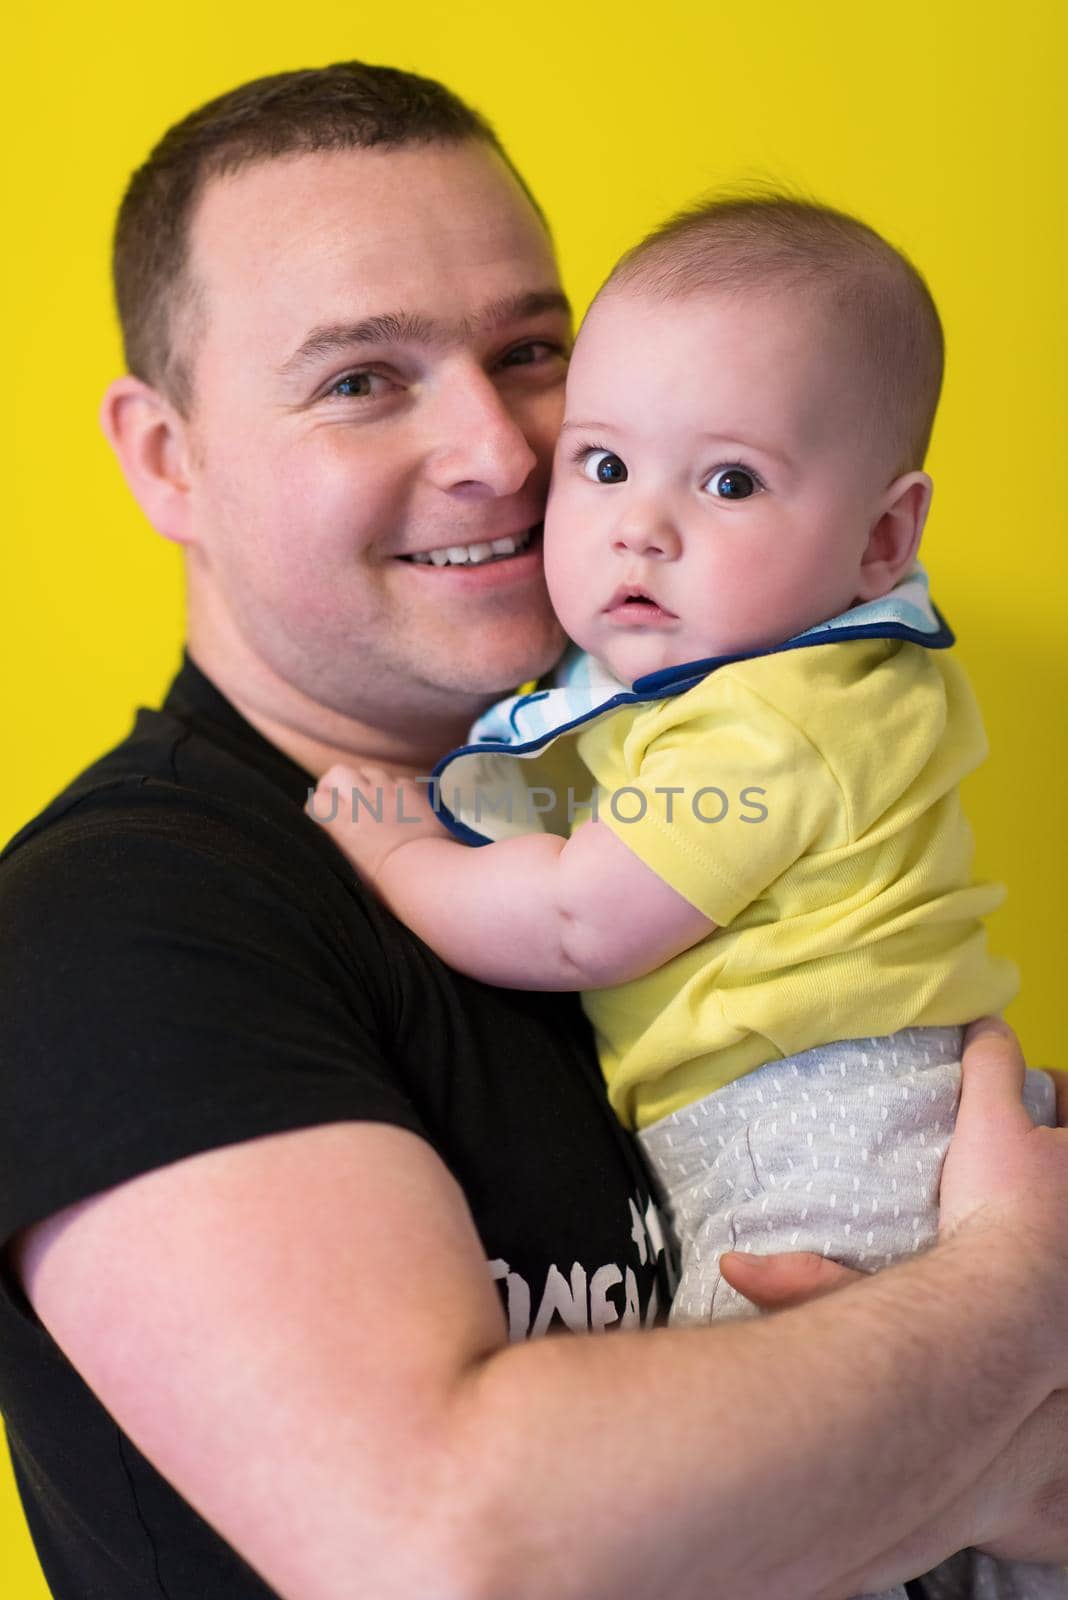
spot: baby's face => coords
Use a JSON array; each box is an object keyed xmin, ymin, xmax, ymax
[{"xmin": 544, "ymin": 285, "xmax": 897, "ymax": 682}]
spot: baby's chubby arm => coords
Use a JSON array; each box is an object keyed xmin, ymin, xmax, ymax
[{"xmin": 312, "ymin": 762, "xmax": 715, "ymax": 990}]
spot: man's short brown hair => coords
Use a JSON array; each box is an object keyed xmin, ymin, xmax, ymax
[
  {"xmin": 113, "ymin": 61, "xmax": 544, "ymax": 413},
  {"xmin": 603, "ymin": 192, "xmax": 945, "ymax": 476}
]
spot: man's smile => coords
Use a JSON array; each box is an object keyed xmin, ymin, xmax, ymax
[{"xmin": 397, "ymin": 521, "xmax": 543, "ymax": 571}]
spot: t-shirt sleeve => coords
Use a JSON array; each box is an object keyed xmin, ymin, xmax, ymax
[
  {"xmin": 584, "ymin": 677, "xmax": 848, "ymax": 927},
  {"xmin": 0, "ymin": 802, "xmax": 425, "ymax": 1247}
]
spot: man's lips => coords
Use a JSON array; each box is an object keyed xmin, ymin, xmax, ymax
[
  {"xmin": 396, "ymin": 521, "xmax": 543, "ymax": 567},
  {"xmin": 395, "ymin": 523, "xmax": 546, "ymax": 590},
  {"xmin": 603, "ymin": 584, "xmax": 678, "ymax": 624}
]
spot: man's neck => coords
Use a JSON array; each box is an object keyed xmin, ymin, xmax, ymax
[
  {"xmin": 185, "ymin": 597, "xmax": 480, "ymax": 781},
  {"xmin": 224, "ymin": 686, "xmax": 467, "ymax": 784}
]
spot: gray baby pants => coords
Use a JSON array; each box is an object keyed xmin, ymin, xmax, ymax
[{"xmin": 638, "ymin": 1027, "xmax": 1065, "ymax": 1600}]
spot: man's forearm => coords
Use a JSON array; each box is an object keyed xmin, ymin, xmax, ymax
[
  {"xmin": 825, "ymin": 1387, "xmax": 1068, "ymax": 1593},
  {"xmin": 439, "ymin": 1229, "xmax": 1057, "ymax": 1600},
  {"xmin": 22, "ymin": 1033, "xmax": 1064, "ymax": 1600}
]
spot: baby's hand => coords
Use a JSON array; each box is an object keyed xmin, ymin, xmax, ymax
[{"xmin": 309, "ymin": 762, "xmax": 447, "ymax": 885}]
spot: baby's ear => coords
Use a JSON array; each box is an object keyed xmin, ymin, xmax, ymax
[{"xmin": 855, "ymin": 471, "xmax": 933, "ymax": 601}]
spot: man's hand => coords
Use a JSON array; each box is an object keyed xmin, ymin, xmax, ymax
[
  {"xmin": 720, "ymin": 1248, "xmax": 858, "ymax": 1311},
  {"xmin": 721, "ymin": 1264, "xmax": 1068, "ymax": 1574},
  {"xmin": 311, "ymin": 761, "xmax": 448, "ymax": 887},
  {"xmin": 972, "ymin": 1389, "xmax": 1068, "ymax": 1566},
  {"xmin": 725, "ymin": 1017, "xmax": 1068, "ymax": 1574},
  {"xmin": 938, "ymin": 1018, "xmax": 1067, "ymax": 1254},
  {"xmin": 1057, "ymin": 1075, "xmax": 1068, "ymax": 1124}
]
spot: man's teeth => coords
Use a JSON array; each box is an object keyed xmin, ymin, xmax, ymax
[{"xmin": 408, "ymin": 530, "xmax": 533, "ymax": 567}]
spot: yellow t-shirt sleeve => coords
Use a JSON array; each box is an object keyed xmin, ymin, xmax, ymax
[{"xmin": 579, "ymin": 677, "xmax": 848, "ymax": 928}]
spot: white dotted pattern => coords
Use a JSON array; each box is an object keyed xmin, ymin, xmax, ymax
[{"xmin": 641, "ymin": 1029, "xmax": 966, "ymax": 1325}]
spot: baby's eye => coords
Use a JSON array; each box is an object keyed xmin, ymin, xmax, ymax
[
  {"xmin": 581, "ymin": 450, "xmax": 629, "ymax": 484},
  {"xmin": 705, "ymin": 466, "xmax": 761, "ymax": 500}
]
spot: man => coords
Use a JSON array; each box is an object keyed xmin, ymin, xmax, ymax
[{"xmin": 1, "ymin": 62, "xmax": 1066, "ymax": 1600}]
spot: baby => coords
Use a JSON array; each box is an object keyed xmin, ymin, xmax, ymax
[{"xmin": 313, "ymin": 197, "xmax": 1064, "ymax": 1598}]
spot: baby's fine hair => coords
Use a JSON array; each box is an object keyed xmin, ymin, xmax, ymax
[{"xmin": 603, "ymin": 192, "xmax": 944, "ymax": 476}]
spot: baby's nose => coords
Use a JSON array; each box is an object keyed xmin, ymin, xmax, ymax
[{"xmin": 611, "ymin": 510, "xmax": 680, "ymax": 558}]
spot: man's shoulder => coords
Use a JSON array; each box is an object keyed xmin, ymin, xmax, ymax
[
  {"xmin": 0, "ymin": 687, "xmax": 398, "ymax": 1077},
  {"xmin": 0, "ymin": 696, "xmax": 345, "ymax": 918},
  {"xmin": 3, "ymin": 704, "xmax": 184, "ymax": 860}
]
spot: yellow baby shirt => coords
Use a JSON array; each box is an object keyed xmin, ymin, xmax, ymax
[{"xmin": 573, "ymin": 636, "xmax": 1017, "ymax": 1130}]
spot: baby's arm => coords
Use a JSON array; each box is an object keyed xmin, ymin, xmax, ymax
[{"xmin": 312, "ymin": 762, "xmax": 715, "ymax": 990}]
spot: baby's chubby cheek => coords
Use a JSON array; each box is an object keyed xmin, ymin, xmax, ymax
[{"xmin": 541, "ymin": 489, "xmax": 599, "ymax": 647}]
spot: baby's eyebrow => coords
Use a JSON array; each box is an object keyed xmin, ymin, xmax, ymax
[
  {"xmin": 279, "ymin": 289, "xmax": 571, "ymax": 375},
  {"xmin": 560, "ymin": 420, "xmax": 795, "ymax": 471},
  {"xmin": 699, "ymin": 433, "xmax": 797, "ymax": 471}
]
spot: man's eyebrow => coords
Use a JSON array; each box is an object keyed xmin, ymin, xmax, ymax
[{"xmin": 279, "ymin": 289, "xmax": 572, "ymax": 376}]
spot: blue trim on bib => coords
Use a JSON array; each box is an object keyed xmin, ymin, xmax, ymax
[{"xmin": 431, "ymin": 565, "xmax": 953, "ymax": 846}]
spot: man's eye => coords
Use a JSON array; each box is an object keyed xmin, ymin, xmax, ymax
[
  {"xmin": 581, "ymin": 450, "xmax": 629, "ymax": 484},
  {"xmin": 328, "ymin": 371, "xmax": 388, "ymax": 400},
  {"xmin": 499, "ymin": 340, "xmax": 566, "ymax": 369},
  {"xmin": 705, "ymin": 466, "xmax": 761, "ymax": 500}
]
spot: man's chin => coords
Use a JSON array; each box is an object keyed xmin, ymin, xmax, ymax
[{"xmin": 462, "ymin": 621, "xmax": 568, "ymax": 698}]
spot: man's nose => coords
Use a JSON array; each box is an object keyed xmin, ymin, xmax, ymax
[
  {"xmin": 611, "ymin": 506, "xmax": 681, "ymax": 560},
  {"xmin": 425, "ymin": 370, "xmax": 539, "ymax": 499}
]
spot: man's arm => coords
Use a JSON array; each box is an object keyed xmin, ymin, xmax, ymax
[
  {"xmin": 721, "ymin": 1251, "xmax": 1068, "ymax": 1584},
  {"xmin": 1054, "ymin": 1068, "xmax": 1068, "ymax": 1123},
  {"xmin": 314, "ymin": 762, "xmax": 715, "ymax": 989},
  {"xmin": 13, "ymin": 1029, "xmax": 1068, "ymax": 1600},
  {"xmin": 724, "ymin": 1026, "xmax": 1068, "ymax": 1577},
  {"xmin": 828, "ymin": 1388, "xmax": 1068, "ymax": 1595}
]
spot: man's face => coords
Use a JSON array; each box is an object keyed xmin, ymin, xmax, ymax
[{"xmin": 180, "ymin": 142, "xmax": 571, "ymax": 733}]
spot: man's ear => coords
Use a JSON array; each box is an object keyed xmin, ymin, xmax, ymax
[
  {"xmin": 99, "ymin": 376, "xmax": 197, "ymax": 546},
  {"xmin": 855, "ymin": 471, "xmax": 933, "ymax": 601}
]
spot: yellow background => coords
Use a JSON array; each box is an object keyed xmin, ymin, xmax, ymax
[{"xmin": 4, "ymin": 1, "xmax": 1065, "ymax": 1590}]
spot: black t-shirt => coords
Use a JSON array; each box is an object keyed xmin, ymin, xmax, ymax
[{"xmin": 0, "ymin": 653, "xmax": 672, "ymax": 1600}]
